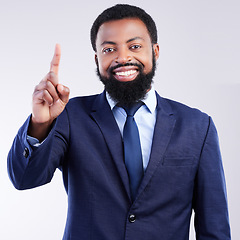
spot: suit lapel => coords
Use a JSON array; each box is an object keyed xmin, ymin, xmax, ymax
[
  {"xmin": 137, "ymin": 93, "xmax": 176, "ymax": 200},
  {"xmin": 90, "ymin": 92, "xmax": 131, "ymax": 201},
  {"xmin": 89, "ymin": 91, "xmax": 176, "ymax": 202}
]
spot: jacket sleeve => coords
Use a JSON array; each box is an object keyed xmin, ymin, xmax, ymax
[
  {"xmin": 193, "ymin": 117, "xmax": 231, "ymax": 239},
  {"xmin": 7, "ymin": 110, "xmax": 69, "ymax": 190}
]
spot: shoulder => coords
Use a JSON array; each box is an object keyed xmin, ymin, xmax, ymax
[
  {"xmin": 157, "ymin": 92, "xmax": 208, "ymax": 118},
  {"xmin": 166, "ymin": 98, "xmax": 207, "ymax": 117},
  {"xmin": 157, "ymin": 93, "xmax": 210, "ymax": 130}
]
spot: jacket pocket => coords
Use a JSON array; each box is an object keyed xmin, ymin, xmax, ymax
[{"xmin": 162, "ymin": 157, "xmax": 196, "ymax": 166}]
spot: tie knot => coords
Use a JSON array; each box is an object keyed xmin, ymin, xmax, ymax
[{"xmin": 123, "ymin": 102, "xmax": 143, "ymax": 117}]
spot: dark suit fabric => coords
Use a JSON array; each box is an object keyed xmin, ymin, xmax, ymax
[{"xmin": 8, "ymin": 91, "xmax": 231, "ymax": 240}]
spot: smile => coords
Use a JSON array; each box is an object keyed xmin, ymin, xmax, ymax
[
  {"xmin": 112, "ymin": 66, "xmax": 139, "ymax": 82},
  {"xmin": 115, "ymin": 70, "xmax": 137, "ymax": 77}
]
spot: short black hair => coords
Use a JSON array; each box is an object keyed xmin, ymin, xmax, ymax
[{"xmin": 90, "ymin": 4, "xmax": 158, "ymax": 52}]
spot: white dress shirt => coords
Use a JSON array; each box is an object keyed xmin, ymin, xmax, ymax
[{"xmin": 106, "ymin": 87, "xmax": 157, "ymax": 171}]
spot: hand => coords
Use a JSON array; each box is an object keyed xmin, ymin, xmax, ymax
[{"xmin": 28, "ymin": 44, "xmax": 70, "ymax": 141}]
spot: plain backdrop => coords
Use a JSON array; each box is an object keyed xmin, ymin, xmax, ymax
[{"xmin": 1, "ymin": 0, "xmax": 239, "ymax": 239}]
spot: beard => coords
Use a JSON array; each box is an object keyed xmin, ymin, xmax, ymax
[{"xmin": 96, "ymin": 53, "xmax": 156, "ymax": 107}]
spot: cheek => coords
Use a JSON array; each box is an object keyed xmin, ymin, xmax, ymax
[
  {"xmin": 97, "ymin": 56, "xmax": 111, "ymax": 76},
  {"xmin": 144, "ymin": 61, "xmax": 153, "ymax": 73},
  {"xmin": 98, "ymin": 63, "xmax": 108, "ymax": 77},
  {"xmin": 137, "ymin": 49, "xmax": 154, "ymax": 73},
  {"xmin": 141, "ymin": 56, "xmax": 153, "ymax": 73}
]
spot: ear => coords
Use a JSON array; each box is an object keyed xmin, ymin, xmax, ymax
[
  {"xmin": 95, "ymin": 53, "xmax": 99, "ymax": 66},
  {"xmin": 153, "ymin": 43, "xmax": 160, "ymax": 61}
]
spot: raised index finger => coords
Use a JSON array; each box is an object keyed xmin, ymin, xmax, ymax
[{"xmin": 50, "ymin": 43, "xmax": 61, "ymax": 76}]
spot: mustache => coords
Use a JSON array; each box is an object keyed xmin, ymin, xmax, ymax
[{"xmin": 109, "ymin": 62, "xmax": 144, "ymax": 73}]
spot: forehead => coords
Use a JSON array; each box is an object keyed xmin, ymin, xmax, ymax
[{"xmin": 96, "ymin": 18, "xmax": 151, "ymax": 44}]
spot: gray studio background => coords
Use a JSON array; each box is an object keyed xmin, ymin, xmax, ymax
[{"xmin": 0, "ymin": 0, "xmax": 239, "ymax": 239}]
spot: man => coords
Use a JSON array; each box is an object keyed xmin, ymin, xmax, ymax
[{"xmin": 8, "ymin": 4, "xmax": 231, "ymax": 240}]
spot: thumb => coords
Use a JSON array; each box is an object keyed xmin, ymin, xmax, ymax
[{"xmin": 57, "ymin": 84, "xmax": 70, "ymax": 104}]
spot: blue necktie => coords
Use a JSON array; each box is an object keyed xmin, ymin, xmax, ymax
[{"xmin": 122, "ymin": 102, "xmax": 143, "ymax": 201}]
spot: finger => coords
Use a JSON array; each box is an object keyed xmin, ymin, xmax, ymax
[
  {"xmin": 57, "ymin": 84, "xmax": 70, "ymax": 104},
  {"xmin": 50, "ymin": 43, "xmax": 61, "ymax": 76},
  {"xmin": 33, "ymin": 89, "xmax": 54, "ymax": 106},
  {"xmin": 41, "ymin": 71, "xmax": 59, "ymax": 87},
  {"xmin": 34, "ymin": 80, "xmax": 60, "ymax": 103}
]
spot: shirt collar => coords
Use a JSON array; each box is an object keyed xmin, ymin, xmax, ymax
[{"xmin": 106, "ymin": 86, "xmax": 157, "ymax": 114}]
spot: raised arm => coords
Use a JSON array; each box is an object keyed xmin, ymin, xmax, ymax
[
  {"xmin": 28, "ymin": 44, "xmax": 70, "ymax": 142},
  {"xmin": 8, "ymin": 44, "xmax": 70, "ymax": 190}
]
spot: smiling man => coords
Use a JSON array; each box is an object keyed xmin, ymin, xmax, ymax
[
  {"xmin": 95, "ymin": 17, "xmax": 159, "ymax": 106},
  {"xmin": 8, "ymin": 4, "xmax": 231, "ymax": 240}
]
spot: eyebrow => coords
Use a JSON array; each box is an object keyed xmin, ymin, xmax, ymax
[
  {"xmin": 101, "ymin": 41, "xmax": 116, "ymax": 46},
  {"xmin": 127, "ymin": 37, "xmax": 144, "ymax": 43},
  {"xmin": 101, "ymin": 37, "xmax": 144, "ymax": 46}
]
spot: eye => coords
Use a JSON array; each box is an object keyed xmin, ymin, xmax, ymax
[
  {"xmin": 130, "ymin": 44, "xmax": 141, "ymax": 50},
  {"xmin": 103, "ymin": 47, "xmax": 115, "ymax": 54}
]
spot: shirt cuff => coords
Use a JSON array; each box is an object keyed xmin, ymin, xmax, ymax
[{"xmin": 27, "ymin": 135, "xmax": 43, "ymax": 147}]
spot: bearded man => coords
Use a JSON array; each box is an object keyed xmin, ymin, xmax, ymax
[{"xmin": 8, "ymin": 4, "xmax": 231, "ymax": 240}]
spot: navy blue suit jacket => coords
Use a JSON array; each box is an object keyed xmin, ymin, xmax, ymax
[{"xmin": 8, "ymin": 91, "xmax": 231, "ymax": 239}]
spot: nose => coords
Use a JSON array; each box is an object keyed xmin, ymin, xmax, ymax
[{"xmin": 115, "ymin": 47, "xmax": 132, "ymax": 64}]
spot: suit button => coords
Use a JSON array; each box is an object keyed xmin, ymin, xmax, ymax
[
  {"xmin": 129, "ymin": 214, "xmax": 136, "ymax": 223},
  {"xmin": 23, "ymin": 147, "xmax": 29, "ymax": 158}
]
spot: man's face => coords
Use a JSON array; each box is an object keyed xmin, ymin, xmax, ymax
[{"xmin": 95, "ymin": 18, "xmax": 159, "ymax": 105}]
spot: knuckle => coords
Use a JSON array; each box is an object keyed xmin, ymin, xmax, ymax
[
  {"xmin": 65, "ymin": 87, "xmax": 70, "ymax": 93},
  {"xmin": 47, "ymin": 72, "xmax": 53, "ymax": 81},
  {"xmin": 45, "ymin": 81, "xmax": 51, "ymax": 88},
  {"xmin": 48, "ymin": 71, "xmax": 55, "ymax": 78},
  {"xmin": 39, "ymin": 89, "xmax": 48, "ymax": 100},
  {"xmin": 43, "ymin": 80, "xmax": 52, "ymax": 90},
  {"xmin": 42, "ymin": 89, "xmax": 50, "ymax": 97}
]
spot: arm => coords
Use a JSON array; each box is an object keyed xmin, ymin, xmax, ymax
[
  {"xmin": 29, "ymin": 44, "xmax": 69, "ymax": 141},
  {"xmin": 193, "ymin": 117, "xmax": 231, "ymax": 239},
  {"xmin": 7, "ymin": 44, "xmax": 70, "ymax": 190}
]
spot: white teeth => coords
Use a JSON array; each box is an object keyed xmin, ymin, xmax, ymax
[{"xmin": 115, "ymin": 70, "xmax": 137, "ymax": 76}]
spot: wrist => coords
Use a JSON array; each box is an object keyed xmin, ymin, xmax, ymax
[{"xmin": 28, "ymin": 116, "xmax": 54, "ymax": 142}]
